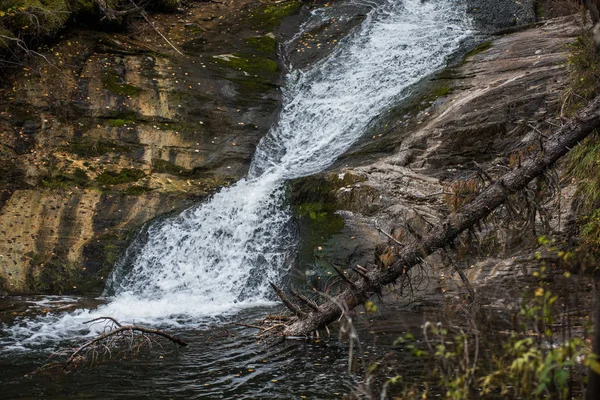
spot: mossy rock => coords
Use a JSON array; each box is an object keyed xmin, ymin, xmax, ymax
[
  {"xmin": 246, "ymin": 35, "xmax": 277, "ymax": 55},
  {"xmin": 462, "ymin": 40, "xmax": 492, "ymax": 62},
  {"xmin": 68, "ymin": 137, "xmax": 132, "ymax": 157},
  {"xmin": 152, "ymin": 158, "xmax": 195, "ymax": 176},
  {"xmin": 101, "ymin": 72, "xmax": 141, "ymax": 97},
  {"xmin": 226, "ymin": 76, "xmax": 278, "ymax": 101},
  {"xmin": 95, "ymin": 168, "xmax": 145, "ymax": 185},
  {"xmin": 108, "ymin": 118, "xmax": 135, "ymax": 127},
  {"xmin": 213, "ymin": 53, "xmax": 278, "ymax": 76},
  {"xmin": 25, "ymin": 253, "xmax": 91, "ymax": 294},
  {"xmin": 248, "ymin": 0, "xmax": 303, "ymax": 32},
  {"xmin": 40, "ymin": 167, "xmax": 90, "ymax": 189},
  {"xmin": 289, "ymin": 172, "xmax": 368, "ymax": 273},
  {"xmin": 125, "ymin": 185, "xmax": 152, "ymax": 195}
]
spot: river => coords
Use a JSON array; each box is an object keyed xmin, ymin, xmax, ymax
[{"xmin": 0, "ymin": 0, "xmax": 473, "ymax": 397}]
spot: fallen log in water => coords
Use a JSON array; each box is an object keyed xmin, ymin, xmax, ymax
[{"xmin": 272, "ymin": 96, "xmax": 600, "ymax": 337}]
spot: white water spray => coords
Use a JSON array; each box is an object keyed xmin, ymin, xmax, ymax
[{"xmin": 2, "ymin": 0, "xmax": 472, "ymax": 349}]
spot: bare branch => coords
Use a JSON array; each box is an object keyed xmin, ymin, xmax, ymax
[
  {"xmin": 278, "ymin": 96, "xmax": 600, "ymax": 337},
  {"xmin": 269, "ymin": 281, "xmax": 306, "ymax": 317}
]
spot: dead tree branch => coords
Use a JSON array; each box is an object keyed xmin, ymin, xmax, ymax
[{"xmin": 276, "ymin": 96, "xmax": 600, "ymax": 337}]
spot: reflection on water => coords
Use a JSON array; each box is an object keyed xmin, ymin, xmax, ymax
[{"xmin": 0, "ymin": 296, "xmax": 433, "ymax": 399}]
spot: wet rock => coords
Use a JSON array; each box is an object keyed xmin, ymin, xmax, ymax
[
  {"xmin": 296, "ymin": 16, "xmax": 582, "ymax": 299},
  {"xmin": 467, "ymin": 0, "xmax": 536, "ymax": 32},
  {"xmin": 0, "ymin": 0, "xmax": 308, "ymax": 294}
]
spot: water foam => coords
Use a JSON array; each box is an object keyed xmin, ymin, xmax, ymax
[{"xmin": 2, "ymin": 0, "xmax": 473, "ymax": 349}]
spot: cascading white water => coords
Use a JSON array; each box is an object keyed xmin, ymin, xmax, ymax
[{"xmin": 2, "ymin": 0, "xmax": 473, "ymax": 349}]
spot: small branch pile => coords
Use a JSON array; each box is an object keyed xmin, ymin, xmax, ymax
[{"xmin": 34, "ymin": 317, "xmax": 187, "ymax": 374}]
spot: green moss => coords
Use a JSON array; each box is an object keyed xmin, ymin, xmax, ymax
[
  {"xmin": 95, "ymin": 168, "xmax": 145, "ymax": 185},
  {"xmin": 68, "ymin": 137, "xmax": 131, "ymax": 157},
  {"xmin": 183, "ymin": 23, "xmax": 205, "ymax": 37},
  {"xmin": 152, "ymin": 158, "xmax": 191, "ymax": 176},
  {"xmin": 249, "ymin": 0, "xmax": 302, "ymax": 31},
  {"xmin": 227, "ymin": 77, "xmax": 278, "ymax": 100},
  {"xmin": 101, "ymin": 73, "xmax": 141, "ymax": 97},
  {"xmin": 581, "ymin": 208, "xmax": 600, "ymax": 253},
  {"xmin": 246, "ymin": 35, "xmax": 277, "ymax": 55},
  {"xmin": 534, "ymin": 2, "xmax": 546, "ymax": 20},
  {"xmin": 26, "ymin": 253, "xmax": 82, "ymax": 294},
  {"xmin": 431, "ymin": 84, "xmax": 452, "ymax": 98},
  {"xmin": 40, "ymin": 167, "xmax": 90, "ymax": 189},
  {"xmin": 70, "ymin": 0, "xmax": 95, "ymax": 12},
  {"xmin": 213, "ymin": 53, "xmax": 278, "ymax": 75},
  {"xmin": 108, "ymin": 118, "xmax": 135, "ymax": 127},
  {"xmin": 125, "ymin": 185, "xmax": 152, "ymax": 195},
  {"xmin": 289, "ymin": 173, "xmax": 370, "ymax": 270},
  {"xmin": 463, "ymin": 41, "xmax": 492, "ymax": 62},
  {"xmin": 103, "ymin": 243, "xmax": 121, "ymax": 266},
  {"xmin": 564, "ymin": 33, "xmax": 600, "ymax": 115}
]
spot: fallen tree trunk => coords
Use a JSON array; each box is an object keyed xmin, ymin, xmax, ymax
[{"xmin": 279, "ymin": 96, "xmax": 600, "ymax": 337}]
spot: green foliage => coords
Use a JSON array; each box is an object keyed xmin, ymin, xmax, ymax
[
  {"xmin": 95, "ymin": 168, "xmax": 144, "ymax": 185},
  {"xmin": 567, "ymin": 135, "xmax": 600, "ymax": 209},
  {"xmin": 565, "ymin": 133, "xmax": 600, "ymax": 255},
  {"xmin": 581, "ymin": 208, "xmax": 600, "ymax": 253},
  {"xmin": 1, "ymin": 0, "xmax": 70, "ymax": 37},
  {"xmin": 564, "ymin": 32, "xmax": 600, "ymax": 255},
  {"xmin": 377, "ymin": 263, "xmax": 594, "ymax": 399}
]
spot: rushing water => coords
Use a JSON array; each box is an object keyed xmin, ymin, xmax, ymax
[
  {"xmin": 1, "ymin": 0, "xmax": 473, "ymax": 397},
  {"xmin": 103, "ymin": 0, "xmax": 472, "ymax": 327}
]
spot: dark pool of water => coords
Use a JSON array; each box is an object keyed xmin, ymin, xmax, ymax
[{"xmin": 0, "ymin": 296, "xmax": 430, "ymax": 399}]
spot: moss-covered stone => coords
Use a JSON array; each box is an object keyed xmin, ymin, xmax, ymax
[
  {"xmin": 125, "ymin": 185, "xmax": 152, "ymax": 195},
  {"xmin": 226, "ymin": 76, "xmax": 278, "ymax": 100},
  {"xmin": 249, "ymin": 0, "xmax": 303, "ymax": 31},
  {"xmin": 95, "ymin": 168, "xmax": 145, "ymax": 185},
  {"xmin": 213, "ymin": 53, "xmax": 278, "ymax": 76},
  {"xmin": 152, "ymin": 158, "xmax": 194, "ymax": 176},
  {"xmin": 289, "ymin": 172, "xmax": 368, "ymax": 273},
  {"xmin": 246, "ymin": 35, "xmax": 277, "ymax": 55},
  {"xmin": 108, "ymin": 118, "xmax": 135, "ymax": 127},
  {"xmin": 68, "ymin": 137, "xmax": 132, "ymax": 157},
  {"xmin": 25, "ymin": 253, "xmax": 87, "ymax": 294},
  {"xmin": 463, "ymin": 41, "xmax": 492, "ymax": 62},
  {"xmin": 40, "ymin": 167, "xmax": 90, "ymax": 189},
  {"xmin": 101, "ymin": 72, "xmax": 141, "ymax": 97}
]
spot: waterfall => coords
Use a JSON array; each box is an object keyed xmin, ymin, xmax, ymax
[{"xmin": 2, "ymin": 0, "xmax": 472, "ymax": 348}]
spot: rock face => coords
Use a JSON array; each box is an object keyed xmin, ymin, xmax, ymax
[
  {"xmin": 0, "ymin": 0, "xmax": 310, "ymax": 294},
  {"xmin": 0, "ymin": 0, "xmax": 579, "ymax": 296},
  {"xmin": 292, "ymin": 16, "xmax": 582, "ymax": 302},
  {"xmin": 467, "ymin": 0, "xmax": 536, "ymax": 31}
]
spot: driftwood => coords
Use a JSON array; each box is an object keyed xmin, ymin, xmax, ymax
[
  {"xmin": 59, "ymin": 317, "xmax": 187, "ymax": 372},
  {"xmin": 272, "ymin": 96, "xmax": 600, "ymax": 337}
]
